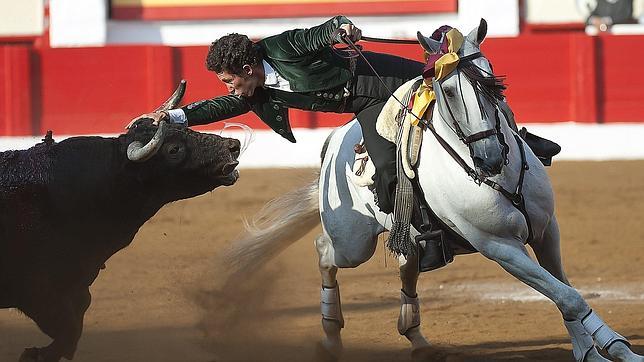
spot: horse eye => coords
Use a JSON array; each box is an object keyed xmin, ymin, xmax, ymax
[
  {"xmin": 444, "ymin": 88, "xmax": 455, "ymax": 98},
  {"xmin": 169, "ymin": 146, "xmax": 180, "ymax": 154}
]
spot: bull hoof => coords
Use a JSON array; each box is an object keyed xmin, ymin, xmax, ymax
[
  {"xmin": 313, "ymin": 342, "xmax": 340, "ymax": 362},
  {"xmin": 411, "ymin": 345, "xmax": 449, "ymax": 362},
  {"xmin": 19, "ymin": 348, "xmax": 44, "ymax": 362}
]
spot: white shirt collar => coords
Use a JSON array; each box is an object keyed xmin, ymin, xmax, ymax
[{"xmin": 263, "ymin": 60, "xmax": 278, "ymax": 86}]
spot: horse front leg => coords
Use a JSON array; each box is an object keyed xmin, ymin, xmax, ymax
[
  {"xmin": 532, "ymin": 219, "xmax": 643, "ymax": 362},
  {"xmin": 399, "ymin": 253, "xmax": 437, "ymax": 361},
  {"xmin": 314, "ymin": 234, "xmax": 344, "ymax": 362}
]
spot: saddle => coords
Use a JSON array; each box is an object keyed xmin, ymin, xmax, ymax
[{"xmin": 351, "ymin": 78, "xmax": 470, "ymax": 270}]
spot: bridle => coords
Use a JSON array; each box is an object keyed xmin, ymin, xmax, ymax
[
  {"xmin": 338, "ymin": 34, "xmax": 534, "ymax": 242},
  {"xmin": 430, "ymin": 51, "xmax": 510, "ymax": 170}
]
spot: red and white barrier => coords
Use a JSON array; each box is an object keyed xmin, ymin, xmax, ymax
[{"xmin": 2, "ymin": 123, "xmax": 644, "ymax": 166}]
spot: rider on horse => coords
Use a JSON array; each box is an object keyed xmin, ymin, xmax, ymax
[
  {"xmin": 129, "ymin": 15, "xmax": 423, "ymax": 214},
  {"xmin": 129, "ymin": 16, "xmax": 559, "ymax": 216}
]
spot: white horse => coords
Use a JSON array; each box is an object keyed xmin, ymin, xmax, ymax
[{"xmin": 228, "ymin": 20, "xmax": 643, "ymax": 362}]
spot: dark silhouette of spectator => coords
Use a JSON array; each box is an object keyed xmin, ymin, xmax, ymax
[{"xmin": 585, "ymin": 0, "xmax": 635, "ymax": 31}]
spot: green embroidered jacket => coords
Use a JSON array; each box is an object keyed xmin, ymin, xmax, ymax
[{"xmin": 181, "ymin": 15, "xmax": 354, "ymax": 143}]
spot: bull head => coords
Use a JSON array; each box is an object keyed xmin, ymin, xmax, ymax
[{"xmin": 127, "ymin": 80, "xmax": 186, "ymax": 162}]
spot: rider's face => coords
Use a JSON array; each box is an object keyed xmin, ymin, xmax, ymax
[{"xmin": 217, "ymin": 65, "xmax": 262, "ymax": 98}]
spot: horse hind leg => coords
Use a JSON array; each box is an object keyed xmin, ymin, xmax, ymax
[
  {"xmin": 398, "ymin": 254, "xmax": 439, "ymax": 362},
  {"xmin": 314, "ymin": 233, "xmax": 344, "ymax": 362},
  {"xmin": 531, "ymin": 219, "xmax": 643, "ymax": 362}
]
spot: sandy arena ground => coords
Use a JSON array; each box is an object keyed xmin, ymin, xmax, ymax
[{"xmin": 1, "ymin": 161, "xmax": 643, "ymax": 361}]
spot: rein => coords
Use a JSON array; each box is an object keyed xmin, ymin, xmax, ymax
[
  {"xmin": 361, "ymin": 36, "xmax": 421, "ymax": 44},
  {"xmin": 337, "ymin": 33, "xmax": 535, "ymax": 242}
]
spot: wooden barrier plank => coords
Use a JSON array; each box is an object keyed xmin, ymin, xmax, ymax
[
  {"xmin": 0, "ymin": 46, "xmax": 33, "ymax": 136},
  {"xmin": 3, "ymin": 34, "xmax": 644, "ymax": 136},
  {"xmin": 38, "ymin": 46, "xmax": 175, "ymax": 134}
]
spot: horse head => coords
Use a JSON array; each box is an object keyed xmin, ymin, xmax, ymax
[{"xmin": 419, "ymin": 19, "xmax": 508, "ymax": 179}]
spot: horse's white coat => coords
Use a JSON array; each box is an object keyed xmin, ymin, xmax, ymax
[
  {"xmin": 316, "ymin": 21, "xmax": 643, "ymax": 362},
  {"xmin": 230, "ymin": 20, "xmax": 643, "ymax": 362}
]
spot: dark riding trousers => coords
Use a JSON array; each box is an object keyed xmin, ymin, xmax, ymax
[{"xmin": 344, "ymin": 52, "xmax": 424, "ymax": 213}]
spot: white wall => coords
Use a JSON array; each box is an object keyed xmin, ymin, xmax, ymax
[
  {"xmin": 526, "ymin": 0, "xmax": 644, "ymax": 24},
  {"xmin": 49, "ymin": 0, "xmax": 107, "ymax": 47},
  {"xmin": 0, "ymin": 0, "xmax": 44, "ymax": 37},
  {"xmin": 50, "ymin": 0, "xmax": 519, "ymax": 47}
]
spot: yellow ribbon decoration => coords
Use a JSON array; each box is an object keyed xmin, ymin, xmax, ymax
[
  {"xmin": 410, "ymin": 82, "xmax": 434, "ymax": 126},
  {"xmin": 410, "ymin": 28, "xmax": 464, "ymax": 126}
]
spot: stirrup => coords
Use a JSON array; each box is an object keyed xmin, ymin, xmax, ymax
[{"xmin": 416, "ymin": 230, "xmax": 454, "ymax": 272}]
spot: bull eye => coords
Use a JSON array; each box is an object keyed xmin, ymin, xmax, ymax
[{"xmin": 163, "ymin": 143, "xmax": 186, "ymax": 164}]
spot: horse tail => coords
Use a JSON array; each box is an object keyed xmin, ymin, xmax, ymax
[{"xmin": 225, "ymin": 176, "xmax": 320, "ymax": 275}]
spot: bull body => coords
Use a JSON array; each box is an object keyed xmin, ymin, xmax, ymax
[{"xmin": 0, "ymin": 122, "xmax": 240, "ymax": 361}]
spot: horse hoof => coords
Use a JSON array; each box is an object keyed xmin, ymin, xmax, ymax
[
  {"xmin": 19, "ymin": 348, "xmax": 44, "ymax": 362},
  {"xmin": 313, "ymin": 342, "xmax": 340, "ymax": 362},
  {"xmin": 411, "ymin": 345, "xmax": 450, "ymax": 362}
]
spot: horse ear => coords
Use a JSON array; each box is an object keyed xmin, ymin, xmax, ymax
[
  {"xmin": 417, "ymin": 31, "xmax": 442, "ymax": 53},
  {"xmin": 467, "ymin": 18, "xmax": 488, "ymax": 46}
]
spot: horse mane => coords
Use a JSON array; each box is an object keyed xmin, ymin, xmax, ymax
[{"xmin": 460, "ymin": 61, "xmax": 506, "ymax": 105}]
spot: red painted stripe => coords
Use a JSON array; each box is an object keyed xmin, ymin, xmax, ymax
[
  {"xmin": 112, "ymin": 1, "xmax": 456, "ymax": 20},
  {"xmin": 0, "ymin": 36, "xmax": 39, "ymax": 44},
  {"xmin": 1, "ymin": 46, "xmax": 33, "ymax": 135}
]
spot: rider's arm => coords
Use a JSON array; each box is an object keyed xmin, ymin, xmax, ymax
[
  {"xmin": 261, "ymin": 15, "xmax": 353, "ymax": 57},
  {"xmin": 178, "ymin": 95, "xmax": 252, "ymax": 126}
]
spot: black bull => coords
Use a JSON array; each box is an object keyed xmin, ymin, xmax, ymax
[{"xmin": 0, "ymin": 121, "xmax": 240, "ymax": 361}]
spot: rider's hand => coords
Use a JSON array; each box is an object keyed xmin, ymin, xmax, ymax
[
  {"xmin": 339, "ymin": 23, "xmax": 362, "ymax": 43},
  {"xmin": 125, "ymin": 111, "xmax": 169, "ymax": 129}
]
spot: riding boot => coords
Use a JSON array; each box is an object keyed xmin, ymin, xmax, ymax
[
  {"xmin": 410, "ymin": 193, "xmax": 454, "ymax": 272},
  {"xmin": 519, "ymin": 127, "xmax": 561, "ymax": 166},
  {"xmin": 372, "ymin": 167, "xmax": 397, "ymax": 214}
]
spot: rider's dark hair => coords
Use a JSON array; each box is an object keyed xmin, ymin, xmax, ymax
[{"xmin": 206, "ymin": 33, "xmax": 262, "ymax": 75}]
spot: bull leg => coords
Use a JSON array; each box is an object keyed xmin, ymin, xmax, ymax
[
  {"xmin": 532, "ymin": 220, "xmax": 642, "ymax": 362},
  {"xmin": 19, "ymin": 288, "xmax": 91, "ymax": 362},
  {"xmin": 314, "ymin": 234, "xmax": 344, "ymax": 362},
  {"xmin": 398, "ymin": 253, "xmax": 434, "ymax": 361}
]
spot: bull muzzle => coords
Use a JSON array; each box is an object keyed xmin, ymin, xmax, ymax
[{"xmin": 222, "ymin": 160, "xmax": 239, "ymax": 175}]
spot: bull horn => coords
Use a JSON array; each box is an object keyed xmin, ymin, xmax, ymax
[
  {"xmin": 154, "ymin": 79, "xmax": 187, "ymax": 112},
  {"xmin": 127, "ymin": 121, "xmax": 168, "ymax": 162}
]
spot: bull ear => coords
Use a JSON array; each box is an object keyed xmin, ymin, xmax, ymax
[
  {"xmin": 417, "ymin": 31, "xmax": 442, "ymax": 53},
  {"xmin": 466, "ymin": 18, "xmax": 488, "ymax": 46}
]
